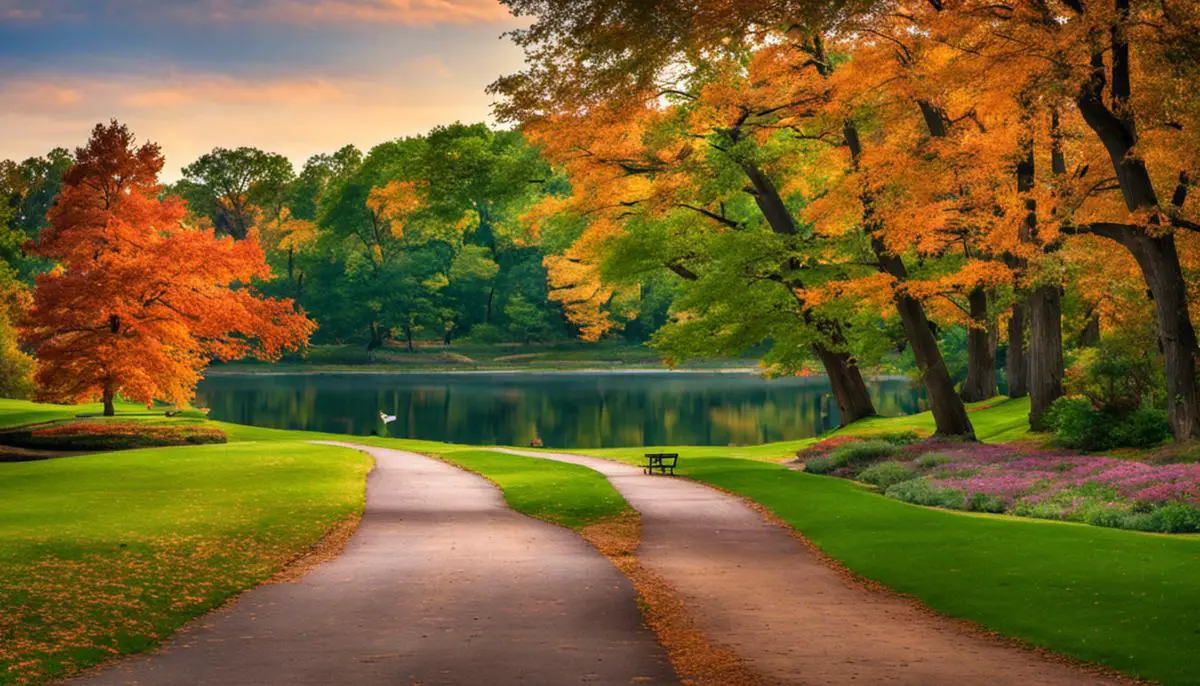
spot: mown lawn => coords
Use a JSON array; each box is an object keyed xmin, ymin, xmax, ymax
[
  {"xmin": 0, "ymin": 440, "xmax": 371, "ymax": 684},
  {"xmin": 676, "ymin": 457, "xmax": 1199, "ymax": 685},
  {"xmin": 437, "ymin": 450, "xmax": 629, "ymax": 530},
  {"xmin": 4, "ymin": 396, "xmax": 1199, "ymax": 685}
]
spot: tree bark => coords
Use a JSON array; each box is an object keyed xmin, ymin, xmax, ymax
[
  {"xmin": 874, "ymin": 240, "xmax": 975, "ymax": 438},
  {"xmin": 734, "ymin": 157, "xmax": 878, "ymax": 423},
  {"xmin": 367, "ymin": 322, "xmax": 387, "ymax": 352},
  {"xmin": 813, "ymin": 344, "xmax": 877, "ymax": 426},
  {"xmin": 1028, "ymin": 285, "xmax": 1064, "ymax": 429},
  {"xmin": 1078, "ymin": 311, "xmax": 1101, "ymax": 347},
  {"xmin": 1007, "ymin": 301, "xmax": 1029, "ymax": 398},
  {"xmin": 1102, "ymin": 229, "xmax": 1200, "ymax": 438},
  {"xmin": 961, "ymin": 287, "xmax": 998, "ymax": 402},
  {"xmin": 844, "ymin": 115, "xmax": 974, "ymax": 438},
  {"xmin": 102, "ymin": 385, "xmax": 115, "ymax": 417},
  {"xmin": 1073, "ymin": 30, "xmax": 1200, "ymax": 439}
]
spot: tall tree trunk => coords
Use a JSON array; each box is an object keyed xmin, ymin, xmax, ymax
[
  {"xmin": 1028, "ymin": 285, "xmax": 1064, "ymax": 429},
  {"xmin": 874, "ymin": 240, "xmax": 975, "ymax": 438},
  {"xmin": 1007, "ymin": 302, "xmax": 1029, "ymax": 398},
  {"xmin": 405, "ymin": 324, "xmax": 415, "ymax": 353},
  {"xmin": 844, "ymin": 115, "xmax": 974, "ymax": 438},
  {"xmin": 367, "ymin": 322, "xmax": 387, "ymax": 352},
  {"xmin": 1073, "ymin": 21, "xmax": 1200, "ymax": 439},
  {"xmin": 1079, "ymin": 312, "xmax": 1101, "ymax": 347},
  {"xmin": 1017, "ymin": 115, "xmax": 1064, "ymax": 427},
  {"xmin": 961, "ymin": 287, "xmax": 998, "ymax": 402},
  {"xmin": 813, "ymin": 344, "xmax": 876, "ymax": 426},
  {"xmin": 1102, "ymin": 229, "xmax": 1200, "ymax": 438},
  {"xmin": 735, "ymin": 157, "xmax": 877, "ymax": 423},
  {"xmin": 102, "ymin": 384, "xmax": 115, "ymax": 417}
]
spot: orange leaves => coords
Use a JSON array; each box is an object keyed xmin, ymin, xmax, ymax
[
  {"xmin": 20, "ymin": 121, "xmax": 316, "ymax": 409},
  {"xmin": 367, "ymin": 179, "xmax": 426, "ymax": 239}
]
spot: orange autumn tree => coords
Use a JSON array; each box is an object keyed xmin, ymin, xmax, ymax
[{"xmin": 21, "ymin": 121, "xmax": 316, "ymax": 416}]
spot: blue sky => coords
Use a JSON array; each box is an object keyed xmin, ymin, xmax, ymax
[{"xmin": 0, "ymin": 0, "xmax": 526, "ymax": 178}]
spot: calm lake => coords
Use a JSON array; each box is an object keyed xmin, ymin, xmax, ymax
[{"xmin": 195, "ymin": 372, "xmax": 927, "ymax": 449}]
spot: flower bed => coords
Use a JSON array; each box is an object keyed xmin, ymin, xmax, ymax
[
  {"xmin": 0, "ymin": 421, "xmax": 227, "ymax": 452},
  {"xmin": 799, "ymin": 437, "xmax": 1200, "ymax": 533}
]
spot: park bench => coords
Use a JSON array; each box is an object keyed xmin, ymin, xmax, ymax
[{"xmin": 642, "ymin": 452, "xmax": 679, "ymax": 476}]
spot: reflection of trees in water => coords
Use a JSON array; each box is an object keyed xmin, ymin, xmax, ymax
[{"xmin": 195, "ymin": 374, "xmax": 926, "ymax": 448}]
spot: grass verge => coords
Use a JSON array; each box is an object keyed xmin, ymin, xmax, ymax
[
  {"xmin": 436, "ymin": 449, "xmax": 761, "ymax": 685},
  {"xmin": 436, "ymin": 449, "xmax": 627, "ymax": 530},
  {"xmin": 0, "ymin": 440, "xmax": 371, "ymax": 684}
]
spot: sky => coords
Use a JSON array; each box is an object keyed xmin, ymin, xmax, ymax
[{"xmin": 0, "ymin": 0, "xmax": 528, "ymax": 179}]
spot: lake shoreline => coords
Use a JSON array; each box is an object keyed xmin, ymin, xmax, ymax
[{"xmin": 203, "ymin": 366, "xmax": 913, "ymax": 382}]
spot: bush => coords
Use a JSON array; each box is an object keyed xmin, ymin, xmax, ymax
[
  {"xmin": 1134, "ymin": 503, "xmax": 1200, "ymax": 534},
  {"xmin": 463, "ymin": 323, "xmax": 504, "ymax": 344},
  {"xmin": 915, "ymin": 452, "xmax": 953, "ymax": 469},
  {"xmin": 965, "ymin": 492, "xmax": 1007, "ymax": 514},
  {"xmin": 857, "ymin": 461, "xmax": 917, "ymax": 489},
  {"xmin": 829, "ymin": 440, "xmax": 897, "ymax": 466},
  {"xmin": 1046, "ymin": 397, "xmax": 1170, "ymax": 451},
  {"xmin": 803, "ymin": 456, "xmax": 838, "ymax": 474},
  {"xmin": 1110, "ymin": 407, "xmax": 1171, "ymax": 448},
  {"xmin": 885, "ymin": 478, "xmax": 965, "ymax": 509},
  {"xmin": 1066, "ymin": 331, "xmax": 1165, "ymax": 414},
  {"xmin": 0, "ymin": 421, "xmax": 227, "ymax": 451}
]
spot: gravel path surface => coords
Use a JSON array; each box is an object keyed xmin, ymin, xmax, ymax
[
  {"xmin": 78, "ymin": 444, "xmax": 675, "ymax": 686},
  {"xmin": 500, "ymin": 449, "xmax": 1129, "ymax": 686}
]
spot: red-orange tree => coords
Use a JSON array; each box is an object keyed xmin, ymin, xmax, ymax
[{"xmin": 21, "ymin": 122, "xmax": 316, "ymax": 416}]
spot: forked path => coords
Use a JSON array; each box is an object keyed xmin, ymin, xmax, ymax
[
  {"xmin": 501, "ymin": 449, "xmax": 1129, "ymax": 686},
  {"xmin": 79, "ymin": 444, "xmax": 675, "ymax": 686}
]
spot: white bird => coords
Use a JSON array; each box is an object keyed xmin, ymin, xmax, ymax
[{"xmin": 379, "ymin": 411, "xmax": 397, "ymax": 425}]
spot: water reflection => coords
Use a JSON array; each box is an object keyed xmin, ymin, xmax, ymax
[{"xmin": 195, "ymin": 372, "xmax": 927, "ymax": 449}]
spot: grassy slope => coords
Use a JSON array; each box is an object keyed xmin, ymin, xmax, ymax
[
  {"xmin": 676, "ymin": 457, "xmax": 1198, "ymax": 685},
  {"xmin": 0, "ymin": 405, "xmax": 372, "ymax": 684},
  {"xmin": 437, "ymin": 450, "xmax": 628, "ymax": 530}
]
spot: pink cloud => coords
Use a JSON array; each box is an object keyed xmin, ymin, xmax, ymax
[
  {"xmin": 0, "ymin": 0, "xmax": 515, "ymax": 25},
  {"xmin": 122, "ymin": 77, "xmax": 343, "ymax": 108},
  {"xmin": 0, "ymin": 81, "xmax": 83, "ymax": 109}
]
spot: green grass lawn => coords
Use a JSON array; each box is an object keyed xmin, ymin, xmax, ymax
[
  {"xmin": 4, "ymin": 395, "xmax": 1199, "ymax": 685},
  {"xmin": 675, "ymin": 457, "xmax": 1199, "ymax": 685},
  {"xmin": 0, "ymin": 439, "xmax": 370, "ymax": 684},
  {"xmin": 437, "ymin": 450, "xmax": 628, "ymax": 530}
]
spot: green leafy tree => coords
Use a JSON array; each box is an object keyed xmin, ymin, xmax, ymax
[{"xmin": 177, "ymin": 147, "xmax": 295, "ymax": 239}]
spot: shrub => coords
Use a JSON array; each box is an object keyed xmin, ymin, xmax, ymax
[
  {"xmin": 463, "ymin": 323, "xmax": 504, "ymax": 344},
  {"xmin": 829, "ymin": 440, "xmax": 897, "ymax": 466},
  {"xmin": 1046, "ymin": 397, "xmax": 1171, "ymax": 451},
  {"xmin": 1065, "ymin": 331, "xmax": 1165, "ymax": 414},
  {"xmin": 857, "ymin": 461, "xmax": 917, "ymax": 489},
  {"xmin": 0, "ymin": 421, "xmax": 227, "ymax": 451},
  {"xmin": 1110, "ymin": 407, "xmax": 1171, "ymax": 448},
  {"xmin": 965, "ymin": 492, "xmax": 1007, "ymax": 514},
  {"xmin": 885, "ymin": 478, "xmax": 966, "ymax": 509},
  {"xmin": 915, "ymin": 452, "xmax": 953, "ymax": 469},
  {"xmin": 803, "ymin": 456, "xmax": 838, "ymax": 475},
  {"xmin": 1135, "ymin": 503, "xmax": 1200, "ymax": 534}
]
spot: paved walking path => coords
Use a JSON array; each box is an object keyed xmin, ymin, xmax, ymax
[
  {"xmin": 500, "ymin": 449, "xmax": 1127, "ymax": 686},
  {"xmin": 79, "ymin": 444, "xmax": 675, "ymax": 686}
]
